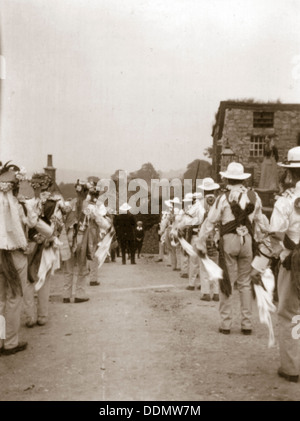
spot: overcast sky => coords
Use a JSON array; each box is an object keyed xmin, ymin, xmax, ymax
[{"xmin": 1, "ymin": 0, "xmax": 300, "ymax": 182}]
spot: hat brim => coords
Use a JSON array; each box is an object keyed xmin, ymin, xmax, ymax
[
  {"xmin": 119, "ymin": 204, "xmax": 132, "ymax": 211},
  {"xmin": 277, "ymin": 162, "xmax": 300, "ymax": 168},
  {"xmin": 219, "ymin": 171, "xmax": 251, "ymax": 180},
  {"xmin": 0, "ymin": 172, "xmax": 18, "ymax": 183},
  {"xmin": 197, "ymin": 183, "xmax": 220, "ymax": 191}
]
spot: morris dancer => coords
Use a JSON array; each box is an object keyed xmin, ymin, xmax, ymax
[
  {"xmin": 251, "ymin": 147, "xmax": 300, "ymax": 382},
  {"xmin": 197, "ymin": 178, "xmax": 220, "ymax": 301},
  {"xmin": 168, "ymin": 197, "xmax": 182, "ymax": 272},
  {"xmin": 179, "ymin": 193, "xmax": 194, "ymax": 279},
  {"xmin": 86, "ymin": 182, "xmax": 102, "ymax": 286},
  {"xmin": 178, "ymin": 191, "xmax": 203, "ymax": 290},
  {"xmin": 158, "ymin": 200, "xmax": 173, "ymax": 266},
  {"xmin": 0, "ymin": 162, "xmax": 40, "ymax": 354},
  {"xmin": 63, "ymin": 180, "xmax": 92, "ymax": 303},
  {"xmin": 156, "ymin": 209, "xmax": 171, "ymax": 263},
  {"xmin": 197, "ymin": 163, "xmax": 265, "ymax": 335},
  {"xmin": 24, "ymin": 172, "xmax": 65, "ymax": 326}
]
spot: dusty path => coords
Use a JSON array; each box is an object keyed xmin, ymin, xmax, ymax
[{"xmin": 0, "ymin": 255, "xmax": 299, "ymax": 401}]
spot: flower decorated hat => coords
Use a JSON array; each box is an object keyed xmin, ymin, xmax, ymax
[
  {"xmin": 0, "ymin": 161, "xmax": 27, "ymax": 192},
  {"xmin": 30, "ymin": 172, "xmax": 53, "ymax": 191},
  {"xmin": 0, "ymin": 161, "xmax": 28, "ymax": 250}
]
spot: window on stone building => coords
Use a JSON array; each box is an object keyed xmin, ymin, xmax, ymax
[
  {"xmin": 297, "ymin": 132, "xmax": 300, "ymax": 146},
  {"xmin": 250, "ymin": 135, "xmax": 265, "ymax": 157},
  {"xmin": 253, "ymin": 111, "xmax": 274, "ymax": 128}
]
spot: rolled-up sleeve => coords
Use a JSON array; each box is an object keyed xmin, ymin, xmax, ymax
[
  {"xmin": 269, "ymin": 197, "xmax": 290, "ymax": 234},
  {"xmin": 197, "ymin": 199, "xmax": 222, "ymax": 248},
  {"xmin": 23, "ymin": 199, "xmax": 39, "ymax": 228}
]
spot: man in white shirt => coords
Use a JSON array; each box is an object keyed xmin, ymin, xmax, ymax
[
  {"xmin": 197, "ymin": 163, "xmax": 265, "ymax": 335},
  {"xmin": 251, "ymin": 147, "xmax": 300, "ymax": 383}
]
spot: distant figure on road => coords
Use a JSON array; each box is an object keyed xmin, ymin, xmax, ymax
[
  {"xmin": 114, "ymin": 203, "xmax": 136, "ymax": 265},
  {"xmin": 135, "ymin": 220, "xmax": 145, "ymax": 259}
]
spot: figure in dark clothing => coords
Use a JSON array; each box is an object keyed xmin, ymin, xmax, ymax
[
  {"xmin": 135, "ymin": 221, "xmax": 145, "ymax": 258},
  {"xmin": 259, "ymin": 135, "xmax": 279, "ymax": 190},
  {"xmin": 113, "ymin": 203, "xmax": 136, "ymax": 265}
]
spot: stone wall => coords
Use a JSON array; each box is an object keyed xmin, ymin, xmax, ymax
[{"xmin": 220, "ymin": 108, "xmax": 300, "ymax": 186}]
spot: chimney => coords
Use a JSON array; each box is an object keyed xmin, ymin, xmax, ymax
[{"xmin": 44, "ymin": 154, "xmax": 56, "ymax": 182}]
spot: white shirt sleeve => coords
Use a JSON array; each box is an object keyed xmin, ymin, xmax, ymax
[
  {"xmin": 269, "ymin": 196, "xmax": 291, "ymax": 234},
  {"xmin": 197, "ymin": 197, "xmax": 223, "ymax": 247}
]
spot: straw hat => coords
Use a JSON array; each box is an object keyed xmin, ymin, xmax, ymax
[
  {"xmin": 169, "ymin": 197, "xmax": 181, "ymax": 204},
  {"xmin": 182, "ymin": 192, "xmax": 194, "ymax": 202},
  {"xmin": 219, "ymin": 162, "xmax": 251, "ymax": 180},
  {"xmin": 30, "ymin": 172, "xmax": 53, "ymax": 190},
  {"xmin": 193, "ymin": 192, "xmax": 203, "ymax": 199},
  {"xmin": 0, "ymin": 161, "xmax": 24, "ymax": 183},
  {"xmin": 278, "ymin": 147, "xmax": 300, "ymax": 168},
  {"xmin": 119, "ymin": 202, "xmax": 131, "ymax": 211},
  {"xmin": 198, "ymin": 177, "xmax": 220, "ymax": 191},
  {"xmin": 164, "ymin": 199, "xmax": 173, "ymax": 208}
]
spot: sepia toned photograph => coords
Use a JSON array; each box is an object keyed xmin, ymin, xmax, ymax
[{"xmin": 0, "ymin": 0, "xmax": 300, "ymax": 405}]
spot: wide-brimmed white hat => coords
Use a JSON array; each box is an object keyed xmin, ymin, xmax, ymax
[
  {"xmin": 182, "ymin": 192, "xmax": 194, "ymax": 202},
  {"xmin": 193, "ymin": 192, "xmax": 202, "ymax": 199},
  {"xmin": 119, "ymin": 202, "xmax": 131, "ymax": 211},
  {"xmin": 164, "ymin": 199, "xmax": 173, "ymax": 208},
  {"xmin": 219, "ymin": 162, "xmax": 251, "ymax": 180},
  {"xmin": 169, "ymin": 197, "xmax": 181, "ymax": 204},
  {"xmin": 278, "ymin": 147, "xmax": 300, "ymax": 168},
  {"xmin": 198, "ymin": 177, "xmax": 220, "ymax": 191}
]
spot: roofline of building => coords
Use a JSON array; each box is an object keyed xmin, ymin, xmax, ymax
[
  {"xmin": 219, "ymin": 100, "xmax": 300, "ymax": 110},
  {"xmin": 211, "ymin": 101, "xmax": 300, "ymax": 138}
]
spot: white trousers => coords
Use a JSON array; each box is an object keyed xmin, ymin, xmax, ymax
[
  {"xmin": 23, "ymin": 271, "xmax": 52, "ymax": 324},
  {"xmin": 170, "ymin": 245, "xmax": 181, "ymax": 270},
  {"xmin": 188, "ymin": 236, "xmax": 200, "ymax": 287},
  {"xmin": 200, "ymin": 253, "xmax": 219, "ymax": 296},
  {"xmin": 180, "ymin": 249, "xmax": 189, "ymax": 275},
  {"xmin": 277, "ymin": 266, "xmax": 300, "ymax": 376},
  {"xmin": 63, "ymin": 253, "xmax": 89, "ymax": 300}
]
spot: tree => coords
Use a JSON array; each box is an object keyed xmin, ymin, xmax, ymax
[
  {"xmin": 129, "ymin": 162, "xmax": 160, "ymax": 184},
  {"xmin": 204, "ymin": 146, "xmax": 213, "ymax": 160},
  {"xmin": 110, "ymin": 169, "xmax": 127, "ymax": 193},
  {"xmin": 87, "ymin": 175, "xmax": 100, "ymax": 184},
  {"xmin": 183, "ymin": 159, "xmax": 212, "ymax": 184}
]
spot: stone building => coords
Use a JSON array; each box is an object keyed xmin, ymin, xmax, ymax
[{"xmin": 211, "ymin": 101, "xmax": 300, "ymax": 186}]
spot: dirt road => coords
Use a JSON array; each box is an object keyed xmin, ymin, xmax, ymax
[{"xmin": 0, "ymin": 255, "xmax": 299, "ymax": 401}]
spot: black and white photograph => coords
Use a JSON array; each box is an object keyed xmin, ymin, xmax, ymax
[{"xmin": 0, "ymin": 0, "xmax": 300, "ymax": 405}]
